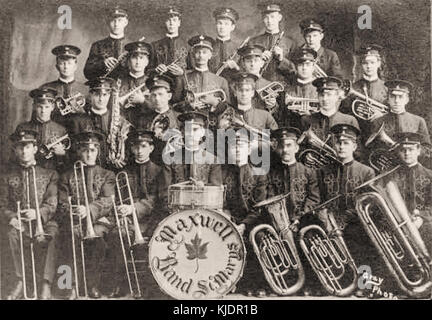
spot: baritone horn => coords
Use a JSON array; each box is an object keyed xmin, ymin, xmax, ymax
[
  {"xmin": 356, "ymin": 178, "xmax": 432, "ymax": 298},
  {"xmin": 250, "ymin": 193, "xmax": 305, "ymax": 295},
  {"xmin": 113, "ymin": 171, "xmax": 147, "ymax": 298},
  {"xmin": 345, "ymin": 82, "xmax": 389, "ymax": 121}
]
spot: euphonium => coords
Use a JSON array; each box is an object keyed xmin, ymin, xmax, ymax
[
  {"xmin": 250, "ymin": 193, "xmax": 305, "ymax": 295},
  {"xmin": 55, "ymin": 92, "xmax": 86, "ymax": 115},
  {"xmin": 257, "ymin": 81, "xmax": 285, "ymax": 101},
  {"xmin": 365, "ymin": 123, "xmax": 400, "ymax": 171},
  {"xmin": 297, "ymin": 128, "xmax": 342, "ymax": 169},
  {"xmin": 355, "ymin": 178, "xmax": 432, "ymax": 298}
]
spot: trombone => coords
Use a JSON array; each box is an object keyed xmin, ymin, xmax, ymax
[
  {"xmin": 69, "ymin": 160, "xmax": 101, "ymax": 299},
  {"xmin": 16, "ymin": 166, "xmax": 50, "ymax": 299},
  {"xmin": 112, "ymin": 171, "xmax": 146, "ymax": 298}
]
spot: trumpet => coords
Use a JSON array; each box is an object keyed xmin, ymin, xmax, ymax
[
  {"xmin": 118, "ymin": 83, "xmax": 150, "ymax": 109},
  {"xmin": 69, "ymin": 160, "xmax": 101, "ymax": 298},
  {"xmin": 16, "ymin": 166, "xmax": 50, "ymax": 299},
  {"xmin": 257, "ymin": 81, "xmax": 285, "ymax": 101},
  {"xmin": 113, "ymin": 171, "xmax": 147, "ymax": 298},
  {"xmin": 285, "ymin": 95, "xmax": 320, "ymax": 115},
  {"xmin": 297, "ymin": 128, "xmax": 342, "ymax": 169},
  {"xmin": 345, "ymin": 82, "xmax": 389, "ymax": 121},
  {"xmin": 38, "ymin": 134, "xmax": 71, "ymax": 159},
  {"xmin": 55, "ymin": 92, "xmax": 86, "ymax": 116},
  {"xmin": 356, "ymin": 177, "xmax": 432, "ymax": 298},
  {"xmin": 250, "ymin": 193, "xmax": 306, "ymax": 295},
  {"xmin": 365, "ymin": 123, "xmax": 400, "ymax": 171}
]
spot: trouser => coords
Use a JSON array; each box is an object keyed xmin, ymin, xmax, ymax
[{"xmin": 8, "ymin": 221, "xmax": 58, "ymax": 284}]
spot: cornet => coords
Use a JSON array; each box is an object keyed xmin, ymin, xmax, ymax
[
  {"xmin": 285, "ymin": 95, "xmax": 320, "ymax": 115},
  {"xmin": 250, "ymin": 193, "xmax": 306, "ymax": 295},
  {"xmin": 257, "ymin": 81, "xmax": 285, "ymax": 101},
  {"xmin": 38, "ymin": 134, "xmax": 71, "ymax": 159},
  {"xmin": 113, "ymin": 171, "xmax": 147, "ymax": 298},
  {"xmin": 187, "ymin": 89, "xmax": 227, "ymax": 110},
  {"xmin": 55, "ymin": 93, "xmax": 86, "ymax": 116}
]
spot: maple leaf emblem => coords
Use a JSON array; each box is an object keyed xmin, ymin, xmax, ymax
[{"xmin": 185, "ymin": 233, "xmax": 209, "ymax": 273}]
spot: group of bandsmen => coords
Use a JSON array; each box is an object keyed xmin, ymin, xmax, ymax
[{"xmin": 1, "ymin": 2, "xmax": 431, "ymax": 300}]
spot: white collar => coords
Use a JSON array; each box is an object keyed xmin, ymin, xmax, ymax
[
  {"xmin": 110, "ymin": 33, "xmax": 124, "ymax": 40},
  {"xmin": 320, "ymin": 108, "xmax": 338, "ymax": 117},
  {"xmin": 129, "ymin": 72, "xmax": 145, "ymax": 79},
  {"xmin": 265, "ymin": 29, "xmax": 280, "ymax": 35},
  {"xmin": 194, "ymin": 66, "xmax": 209, "ymax": 72},
  {"xmin": 155, "ymin": 106, "xmax": 170, "ymax": 114},
  {"xmin": 20, "ymin": 161, "xmax": 36, "ymax": 168},
  {"xmin": 390, "ymin": 109, "xmax": 406, "ymax": 115},
  {"xmin": 135, "ymin": 158, "xmax": 150, "ymax": 164},
  {"xmin": 217, "ymin": 36, "xmax": 231, "ymax": 42},
  {"xmin": 91, "ymin": 107, "xmax": 108, "ymax": 115},
  {"xmin": 166, "ymin": 33, "xmax": 179, "ymax": 39},
  {"xmin": 59, "ymin": 77, "xmax": 75, "ymax": 84},
  {"xmin": 297, "ymin": 77, "xmax": 315, "ymax": 85},
  {"xmin": 310, "ymin": 45, "xmax": 321, "ymax": 52},
  {"xmin": 282, "ymin": 160, "xmax": 296, "ymax": 166},
  {"xmin": 237, "ymin": 103, "xmax": 252, "ymax": 111},
  {"xmin": 363, "ymin": 74, "xmax": 379, "ymax": 82}
]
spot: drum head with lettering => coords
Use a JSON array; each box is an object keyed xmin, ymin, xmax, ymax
[{"xmin": 149, "ymin": 209, "xmax": 246, "ymax": 299}]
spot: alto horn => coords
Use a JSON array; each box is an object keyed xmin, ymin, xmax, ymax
[
  {"xmin": 257, "ymin": 81, "xmax": 285, "ymax": 101},
  {"xmin": 250, "ymin": 193, "xmax": 306, "ymax": 295},
  {"xmin": 55, "ymin": 92, "xmax": 86, "ymax": 116},
  {"xmin": 356, "ymin": 179, "xmax": 432, "ymax": 298}
]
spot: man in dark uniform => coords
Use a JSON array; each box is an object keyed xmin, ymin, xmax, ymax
[
  {"xmin": 151, "ymin": 6, "xmax": 189, "ymax": 77},
  {"xmin": 16, "ymin": 88, "xmax": 70, "ymax": 172},
  {"xmin": 208, "ymin": 7, "xmax": 241, "ymax": 80},
  {"xmin": 84, "ymin": 7, "xmax": 131, "ymax": 80},
  {"xmin": 107, "ymin": 129, "xmax": 165, "ymax": 298},
  {"xmin": 40, "ymin": 45, "xmax": 88, "ymax": 126},
  {"xmin": 0, "ymin": 129, "xmax": 59, "ymax": 300},
  {"xmin": 117, "ymin": 41, "xmax": 153, "ymax": 120},
  {"xmin": 298, "ymin": 18, "xmax": 343, "ymax": 78},
  {"xmin": 248, "ymin": 3, "xmax": 297, "ymax": 82},
  {"xmin": 58, "ymin": 130, "xmax": 115, "ymax": 299}
]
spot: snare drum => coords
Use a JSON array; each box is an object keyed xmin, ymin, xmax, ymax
[
  {"xmin": 149, "ymin": 208, "xmax": 246, "ymax": 299},
  {"xmin": 168, "ymin": 184, "xmax": 225, "ymax": 211}
]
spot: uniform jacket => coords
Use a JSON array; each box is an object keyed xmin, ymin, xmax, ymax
[
  {"xmin": 151, "ymin": 35, "xmax": 190, "ymax": 71},
  {"xmin": 208, "ymin": 38, "xmax": 240, "ymax": 81},
  {"xmin": 117, "ymin": 72, "xmax": 150, "ymax": 120},
  {"xmin": 0, "ymin": 164, "xmax": 58, "ymax": 225},
  {"xmin": 314, "ymin": 46, "xmax": 343, "ymax": 78},
  {"xmin": 219, "ymin": 105, "xmax": 278, "ymax": 130}
]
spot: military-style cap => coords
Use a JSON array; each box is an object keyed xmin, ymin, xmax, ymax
[
  {"xmin": 213, "ymin": 7, "xmax": 239, "ymax": 23},
  {"xmin": 107, "ymin": 6, "xmax": 128, "ymax": 19},
  {"xmin": 330, "ymin": 123, "xmax": 361, "ymax": 141},
  {"xmin": 165, "ymin": 6, "xmax": 181, "ymax": 18},
  {"xmin": 29, "ymin": 88, "xmax": 57, "ymax": 101},
  {"xmin": 237, "ymin": 44, "xmax": 265, "ymax": 58},
  {"xmin": 127, "ymin": 129, "xmax": 155, "ymax": 145},
  {"xmin": 258, "ymin": 2, "xmax": 282, "ymax": 14},
  {"xmin": 299, "ymin": 18, "xmax": 324, "ymax": 33},
  {"xmin": 271, "ymin": 127, "xmax": 301, "ymax": 141},
  {"xmin": 395, "ymin": 132, "xmax": 423, "ymax": 146},
  {"xmin": 232, "ymin": 72, "xmax": 258, "ymax": 86},
  {"xmin": 85, "ymin": 77, "xmax": 115, "ymax": 90},
  {"xmin": 146, "ymin": 74, "xmax": 173, "ymax": 91},
  {"xmin": 178, "ymin": 111, "xmax": 208, "ymax": 127},
  {"xmin": 385, "ymin": 80, "xmax": 413, "ymax": 95},
  {"xmin": 125, "ymin": 41, "xmax": 152, "ymax": 56},
  {"xmin": 312, "ymin": 76, "xmax": 343, "ymax": 91},
  {"xmin": 74, "ymin": 130, "xmax": 105, "ymax": 146},
  {"xmin": 357, "ymin": 44, "xmax": 383, "ymax": 58},
  {"xmin": 52, "ymin": 45, "xmax": 81, "ymax": 58},
  {"xmin": 188, "ymin": 35, "xmax": 215, "ymax": 51},
  {"xmin": 291, "ymin": 48, "xmax": 317, "ymax": 63},
  {"xmin": 10, "ymin": 129, "xmax": 38, "ymax": 145}
]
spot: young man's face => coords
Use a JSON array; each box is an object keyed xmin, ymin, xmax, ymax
[
  {"xmin": 234, "ymin": 83, "xmax": 255, "ymax": 105},
  {"xmin": 398, "ymin": 144, "xmax": 421, "ymax": 166},
  {"xmin": 150, "ymin": 87, "xmax": 172, "ymax": 110},
  {"xmin": 361, "ymin": 56, "xmax": 381, "ymax": 78},
  {"xmin": 388, "ymin": 92, "xmax": 409, "ymax": 113},
  {"xmin": 131, "ymin": 141, "xmax": 154, "ymax": 162},
  {"xmin": 263, "ymin": 12, "xmax": 282, "ymax": 32},
  {"xmin": 242, "ymin": 56, "xmax": 264, "ymax": 75},
  {"xmin": 165, "ymin": 16, "xmax": 181, "ymax": 34},
  {"xmin": 128, "ymin": 53, "xmax": 149, "ymax": 74},
  {"xmin": 296, "ymin": 60, "xmax": 315, "ymax": 80},
  {"xmin": 56, "ymin": 57, "xmax": 77, "ymax": 78},
  {"xmin": 228, "ymin": 141, "xmax": 250, "ymax": 166},
  {"xmin": 90, "ymin": 89, "xmax": 111, "ymax": 110},
  {"xmin": 334, "ymin": 138, "xmax": 356, "ymax": 161},
  {"xmin": 183, "ymin": 122, "xmax": 205, "ymax": 149},
  {"xmin": 318, "ymin": 90, "xmax": 341, "ymax": 113},
  {"xmin": 109, "ymin": 16, "xmax": 128, "ymax": 35},
  {"xmin": 193, "ymin": 47, "xmax": 212, "ymax": 67},
  {"xmin": 276, "ymin": 139, "xmax": 299, "ymax": 163},
  {"xmin": 304, "ymin": 31, "xmax": 324, "ymax": 48},
  {"xmin": 34, "ymin": 100, "xmax": 55, "ymax": 123},
  {"xmin": 79, "ymin": 144, "xmax": 99, "ymax": 166},
  {"xmin": 14, "ymin": 142, "xmax": 38, "ymax": 164},
  {"xmin": 216, "ymin": 18, "xmax": 235, "ymax": 38}
]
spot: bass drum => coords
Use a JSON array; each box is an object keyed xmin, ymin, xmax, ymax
[{"xmin": 149, "ymin": 208, "xmax": 246, "ymax": 299}]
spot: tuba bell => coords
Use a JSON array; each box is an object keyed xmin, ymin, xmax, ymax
[
  {"xmin": 250, "ymin": 193, "xmax": 305, "ymax": 295},
  {"xmin": 365, "ymin": 123, "xmax": 400, "ymax": 171},
  {"xmin": 355, "ymin": 178, "xmax": 432, "ymax": 298}
]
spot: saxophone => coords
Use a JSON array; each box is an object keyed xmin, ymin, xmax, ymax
[{"xmin": 108, "ymin": 79, "xmax": 133, "ymax": 168}]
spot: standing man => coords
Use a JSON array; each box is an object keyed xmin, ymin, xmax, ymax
[
  {"xmin": 84, "ymin": 6, "xmax": 130, "ymax": 80},
  {"xmin": 299, "ymin": 18, "xmax": 343, "ymax": 78},
  {"xmin": 208, "ymin": 7, "xmax": 241, "ymax": 80},
  {"xmin": 248, "ymin": 2, "xmax": 297, "ymax": 82},
  {"xmin": 0, "ymin": 129, "xmax": 59, "ymax": 300}
]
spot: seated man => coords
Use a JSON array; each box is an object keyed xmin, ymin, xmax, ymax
[{"xmin": 0, "ymin": 129, "xmax": 59, "ymax": 300}]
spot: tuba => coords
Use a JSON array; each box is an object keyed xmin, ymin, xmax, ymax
[
  {"xmin": 55, "ymin": 92, "xmax": 86, "ymax": 116},
  {"xmin": 250, "ymin": 193, "xmax": 305, "ymax": 295},
  {"xmin": 355, "ymin": 178, "xmax": 432, "ymax": 298},
  {"xmin": 297, "ymin": 128, "xmax": 342, "ymax": 169},
  {"xmin": 365, "ymin": 123, "xmax": 400, "ymax": 171}
]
